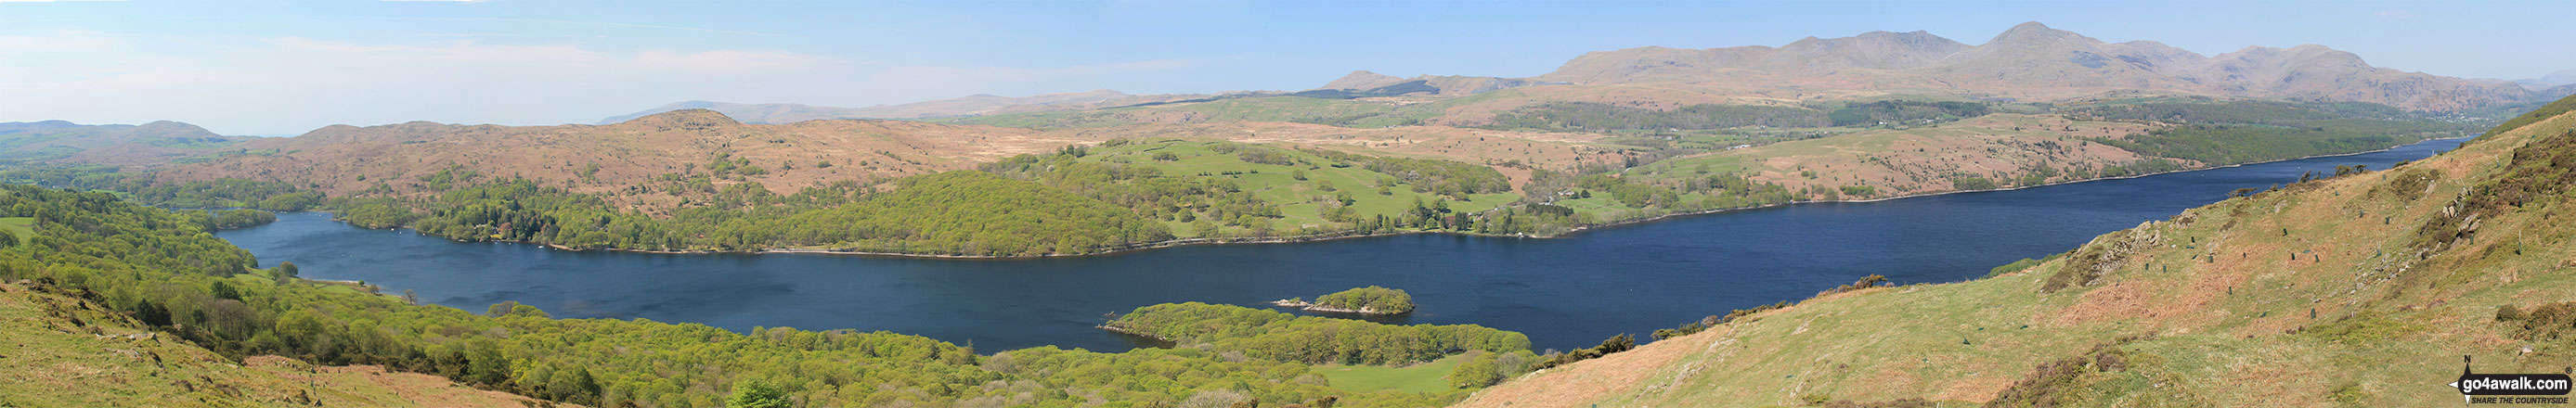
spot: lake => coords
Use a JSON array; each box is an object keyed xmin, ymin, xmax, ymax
[{"xmin": 214, "ymin": 138, "xmax": 2466, "ymax": 352}]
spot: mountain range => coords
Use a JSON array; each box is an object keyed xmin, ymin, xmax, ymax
[
  {"xmin": 596, "ymin": 90, "xmax": 1200, "ymax": 124},
  {"xmin": 0, "ymin": 120, "xmax": 247, "ymax": 165},
  {"xmin": 1539, "ymin": 21, "xmax": 2540, "ymax": 111}
]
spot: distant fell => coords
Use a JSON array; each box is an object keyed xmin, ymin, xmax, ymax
[
  {"xmin": 600, "ymin": 90, "xmax": 1197, "ymax": 124},
  {"xmin": 1539, "ymin": 21, "xmax": 2538, "ymax": 110},
  {"xmin": 1319, "ymin": 70, "xmax": 1408, "ymax": 91},
  {"xmin": 0, "ymin": 120, "xmax": 247, "ymax": 165},
  {"xmin": 1314, "ymin": 71, "xmax": 1556, "ymax": 96}
]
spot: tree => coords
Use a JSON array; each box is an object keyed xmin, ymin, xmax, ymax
[
  {"xmin": 1448, "ymin": 352, "xmax": 1499, "ymax": 389},
  {"xmin": 275, "ymin": 261, "xmax": 299, "ymax": 279},
  {"xmin": 211, "ymin": 280, "xmax": 240, "ymax": 300},
  {"xmin": 725, "ymin": 379, "xmax": 791, "ymax": 408},
  {"xmin": 487, "ymin": 300, "xmax": 528, "ymax": 317},
  {"xmin": 550, "ymin": 368, "xmax": 601, "ymax": 405}
]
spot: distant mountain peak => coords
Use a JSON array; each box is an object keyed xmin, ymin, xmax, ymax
[
  {"xmin": 2001, "ymin": 21, "xmax": 2054, "ymax": 34},
  {"xmin": 623, "ymin": 108, "xmax": 742, "ymax": 126},
  {"xmin": 1318, "ymin": 70, "xmax": 1408, "ymax": 91},
  {"xmin": 1987, "ymin": 20, "xmax": 2085, "ymax": 45},
  {"xmin": 2545, "ymin": 69, "xmax": 2576, "ymax": 83}
]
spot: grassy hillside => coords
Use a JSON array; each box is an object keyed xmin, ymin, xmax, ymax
[
  {"xmin": 980, "ymin": 139, "xmax": 1521, "ymax": 238},
  {"xmin": 1460, "ymin": 96, "xmax": 2576, "ymax": 406},
  {"xmin": 2068, "ymin": 97, "xmax": 2482, "ymax": 166},
  {"xmin": 0, "ymin": 281, "xmax": 536, "ymax": 407}
]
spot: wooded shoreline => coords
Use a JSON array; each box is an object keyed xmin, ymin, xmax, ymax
[{"xmin": 316, "ymin": 137, "xmax": 2457, "ymax": 260}]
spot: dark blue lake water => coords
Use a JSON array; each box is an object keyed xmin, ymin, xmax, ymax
[{"xmin": 214, "ymin": 138, "xmax": 2466, "ymax": 352}]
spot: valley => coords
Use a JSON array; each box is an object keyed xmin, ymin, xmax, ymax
[{"xmin": 5, "ymin": 10, "xmax": 2571, "ymax": 407}]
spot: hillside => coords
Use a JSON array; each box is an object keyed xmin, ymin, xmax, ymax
[
  {"xmin": 0, "ymin": 281, "xmax": 538, "ymax": 407},
  {"xmin": 157, "ymin": 109, "xmax": 1092, "ymax": 206},
  {"xmin": 1620, "ymin": 113, "xmax": 2168, "ymax": 198},
  {"xmin": 153, "ymin": 109, "xmax": 1633, "ymax": 204},
  {"xmin": 1457, "ymin": 96, "xmax": 2576, "ymax": 406}
]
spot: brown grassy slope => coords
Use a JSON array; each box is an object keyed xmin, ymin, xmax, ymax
[
  {"xmin": 1625, "ymin": 114, "xmax": 2168, "ymax": 197},
  {"xmin": 1458, "ymin": 100, "xmax": 2576, "ymax": 407},
  {"xmin": 0, "ymin": 281, "xmax": 540, "ymax": 407},
  {"xmin": 156, "ymin": 109, "xmax": 1098, "ymax": 200},
  {"xmin": 155, "ymin": 109, "xmax": 1627, "ymax": 203}
]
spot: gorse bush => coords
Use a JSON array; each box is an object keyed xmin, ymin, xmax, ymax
[{"xmin": 2496, "ymin": 301, "xmax": 2576, "ymax": 341}]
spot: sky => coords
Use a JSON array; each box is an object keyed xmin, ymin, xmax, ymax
[{"xmin": 2, "ymin": 0, "xmax": 2570, "ymax": 135}]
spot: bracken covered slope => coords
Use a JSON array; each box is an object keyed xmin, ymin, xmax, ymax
[{"xmin": 0, "ymin": 281, "xmax": 539, "ymax": 407}]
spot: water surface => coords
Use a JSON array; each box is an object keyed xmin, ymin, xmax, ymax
[{"xmin": 216, "ymin": 138, "xmax": 2466, "ymax": 352}]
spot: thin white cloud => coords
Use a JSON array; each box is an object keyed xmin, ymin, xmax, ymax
[
  {"xmin": 0, "ymin": 32, "xmax": 861, "ymax": 133},
  {"xmin": 253, "ymin": 36, "xmax": 838, "ymax": 73},
  {"xmin": 637, "ymin": 49, "xmax": 840, "ymax": 73},
  {"xmin": 0, "ymin": 30, "xmax": 123, "ymax": 53},
  {"xmin": 0, "ymin": 30, "xmax": 1218, "ymax": 134},
  {"xmin": 870, "ymin": 58, "xmax": 1201, "ymax": 85},
  {"xmin": 395, "ymin": 17, "xmax": 794, "ymax": 38},
  {"xmin": 263, "ymin": 37, "xmax": 407, "ymax": 53}
]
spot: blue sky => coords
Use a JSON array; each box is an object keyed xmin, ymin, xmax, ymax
[{"xmin": 2, "ymin": 0, "xmax": 2568, "ymax": 134}]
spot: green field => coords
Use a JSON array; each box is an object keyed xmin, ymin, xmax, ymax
[
  {"xmin": 0, "ymin": 217, "xmax": 32, "ymax": 243},
  {"xmin": 1314, "ymin": 354, "xmax": 1467, "ymax": 393}
]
